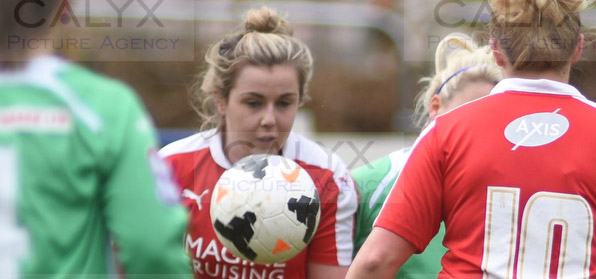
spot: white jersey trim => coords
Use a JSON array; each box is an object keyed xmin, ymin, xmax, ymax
[
  {"xmin": 158, "ymin": 129, "xmax": 214, "ymax": 158},
  {"xmin": 573, "ymin": 96, "xmax": 596, "ymax": 110},
  {"xmin": 282, "ymin": 132, "xmax": 357, "ymax": 265},
  {"xmin": 369, "ymin": 147, "xmax": 412, "ymax": 209},
  {"xmin": 207, "ymin": 129, "xmax": 233, "ymax": 169},
  {"xmin": 489, "ymin": 78, "xmax": 584, "ymax": 99}
]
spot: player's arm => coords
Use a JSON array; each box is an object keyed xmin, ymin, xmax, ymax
[
  {"xmin": 100, "ymin": 88, "xmax": 189, "ymax": 275},
  {"xmin": 306, "ymin": 262, "xmax": 348, "ymax": 279},
  {"xmin": 346, "ymin": 227, "xmax": 416, "ymax": 279}
]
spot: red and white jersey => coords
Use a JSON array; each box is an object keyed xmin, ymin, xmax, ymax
[
  {"xmin": 376, "ymin": 78, "xmax": 596, "ymax": 278},
  {"xmin": 159, "ymin": 129, "xmax": 357, "ymax": 279}
]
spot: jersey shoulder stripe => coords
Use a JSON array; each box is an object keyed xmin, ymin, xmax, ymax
[
  {"xmin": 284, "ymin": 133, "xmax": 350, "ymax": 180},
  {"xmin": 284, "ymin": 132, "xmax": 357, "ymax": 266},
  {"xmin": 159, "ymin": 129, "xmax": 212, "ymax": 158},
  {"xmin": 573, "ymin": 95, "xmax": 596, "ymax": 110},
  {"xmin": 369, "ymin": 148, "xmax": 411, "ymax": 207}
]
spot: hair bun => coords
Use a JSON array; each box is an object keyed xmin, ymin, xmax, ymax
[
  {"xmin": 434, "ymin": 33, "xmax": 478, "ymax": 73},
  {"xmin": 244, "ymin": 7, "xmax": 293, "ymax": 35},
  {"xmin": 490, "ymin": 0, "xmax": 589, "ymax": 25}
]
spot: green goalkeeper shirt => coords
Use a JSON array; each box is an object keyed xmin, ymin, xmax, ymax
[
  {"xmin": 0, "ymin": 56, "xmax": 189, "ymax": 278},
  {"xmin": 352, "ymin": 147, "xmax": 447, "ymax": 279}
]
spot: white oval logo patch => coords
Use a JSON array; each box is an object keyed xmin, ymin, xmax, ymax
[{"xmin": 504, "ymin": 110, "xmax": 569, "ymax": 150}]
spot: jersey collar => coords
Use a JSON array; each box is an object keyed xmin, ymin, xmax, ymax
[
  {"xmin": 209, "ymin": 129, "xmax": 233, "ymax": 169},
  {"xmin": 489, "ymin": 78, "xmax": 585, "ymax": 99},
  {"xmin": 281, "ymin": 132, "xmax": 298, "ymax": 160},
  {"xmin": 0, "ymin": 55, "xmax": 62, "ymax": 79}
]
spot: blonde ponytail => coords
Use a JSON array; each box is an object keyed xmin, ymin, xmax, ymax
[{"xmin": 434, "ymin": 33, "xmax": 478, "ymax": 76}]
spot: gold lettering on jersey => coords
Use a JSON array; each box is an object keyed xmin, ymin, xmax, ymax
[{"xmin": 0, "ymin": 106, "xmax": 71, "ymax": 133}]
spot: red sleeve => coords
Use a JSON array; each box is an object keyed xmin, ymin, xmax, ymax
[
  {"xmin": 374, "ymin": 123, "xmax": 443, "ymax": 253},
  {"xmin": 162, "ymin": 155, "xmax": 184, "ymax": 192},
  {"xmin": 161, "ymin": 150, "xmax": 215, "ymax": 209},
  {"xmin": 299, "ymin": 163, "xmax": 358, "ymax": 266}
]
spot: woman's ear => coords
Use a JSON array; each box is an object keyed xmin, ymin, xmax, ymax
[
  {"xmin": 429, "ymin": 95, "xmax": 441, "ymax": 121},
  {"xmin": 491, "ymin": 38, "xmax": 514, "ymax": 78},
  {"xmin": 215, "ymin": 97, "xmax": 227, "ymax": 116},
  {"xmin": 490, "ymin": 38, "xmax": 506, "ymax": 67},
  {"xmin": 571, "ymin": 34, "xmax": 584, "ymax": 64}
]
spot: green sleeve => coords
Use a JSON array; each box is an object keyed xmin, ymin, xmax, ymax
[
  {"xmin": 100, "ymin": 90, "xmax": 190, "ymax": 276},
  {"xmin": 351, "ymin": 149, "xmax": 447, "ymax": 279},
  {"xmin": 351, "ymin": 155, "xmax": 393, "ymax": 256}
]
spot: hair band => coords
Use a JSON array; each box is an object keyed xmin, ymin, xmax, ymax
[{"xmin": 435, "ymin": 65, "xmax": 479, "ymax": 95}]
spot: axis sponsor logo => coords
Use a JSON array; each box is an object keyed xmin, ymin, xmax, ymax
[{"xmin": 504, "ymin": 109, "xmax": 569, "ymax": 150}]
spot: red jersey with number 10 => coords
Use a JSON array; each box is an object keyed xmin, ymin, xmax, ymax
[{"xmin": 376, "ymin": 78, "xmax": 596, "ymax": 278}]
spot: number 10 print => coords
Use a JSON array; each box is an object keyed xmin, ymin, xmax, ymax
[{"xmin": 482, "ymin": 187, "xmax": 593, "ymax": 279}]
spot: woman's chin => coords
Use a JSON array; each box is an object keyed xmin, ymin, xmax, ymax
[
  {"xmin": 251, "ymin": 141, "xmax": 281, "ymax": 153},
  {"xmin": 249, "ymin": 149, "xmax": 277, "ymax": 156}
]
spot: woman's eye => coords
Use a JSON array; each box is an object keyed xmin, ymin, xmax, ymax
[
  {"xmin": 246, "ymin": 101, "xmax": 260, "ymax": 107},
  {"xmin": 277, "ymin": 101, "xmax": 292, "ymax": 107}
]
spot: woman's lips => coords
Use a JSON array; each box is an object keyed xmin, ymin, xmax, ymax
[{"xmin": 256, "ymin": 136, "xmax": 277, "ymax": 146}]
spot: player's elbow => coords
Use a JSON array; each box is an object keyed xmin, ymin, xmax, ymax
[
  {"xmin": 348, "ymin": 229, "xmax": 414, "ymax": 278},
  {"xmin": 348, "ymin": 251, "xmax": 397, "ymax": 279},
  {"xmin": 368, "ymin": 250, "xmax": 399, "ymax": 272},
  {"xmin": 359, "ymin": 253, "xmax": 387, "ymax": 272}
]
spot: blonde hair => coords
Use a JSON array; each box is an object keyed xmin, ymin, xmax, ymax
[
  {"xmin": 489, "ymin": 0, "xmax": 592, "ymax": 72},
  {"xmin": 414, "ymin": 33, "xmax": 502, "ymax": 128},
  {"xmin": 192, "ymin": 6, "xmax": 313, "ymax": 131}
]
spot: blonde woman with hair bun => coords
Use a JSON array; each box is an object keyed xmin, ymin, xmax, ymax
[
  {"xmin": 160, "ymin": 6, "xmax": 358, "ymax": 279},
  {"xmin": 348, "ymin": 0, "xmax": 596, "ymax": 277},
  {"xmin": 351, "ymin": 32, "xmax": 501, "ymax": 279}
]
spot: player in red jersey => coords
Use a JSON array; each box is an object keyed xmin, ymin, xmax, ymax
[
  {"xmin": 347, "ymin": 0, "xmax": 596, "ymax": 278},
  {"xmin": 159, "ymin": 6, "xmax": 358, "ymax": 279},
  {"xmin": 352, "ymin": 32, "xmax": 502, "ymax": 279}
]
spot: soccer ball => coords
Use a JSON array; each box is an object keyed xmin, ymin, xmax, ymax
[{"xmin": 210, "ymin": 154, "xmax": 321, "ymax": 264}]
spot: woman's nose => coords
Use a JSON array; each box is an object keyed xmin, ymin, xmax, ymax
[{"xmin": 260, "ymin": 104, "xmax": 276, "ymax": 127}]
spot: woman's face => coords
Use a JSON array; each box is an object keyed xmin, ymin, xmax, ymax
[{"xmin": 217, "ymin": 63, "xmax": 300, "ymax": 164}]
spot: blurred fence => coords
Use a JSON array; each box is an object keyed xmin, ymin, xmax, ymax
[{"xmin": 48, "ymin": 0, "xmax": 596, "ymax": 135}]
